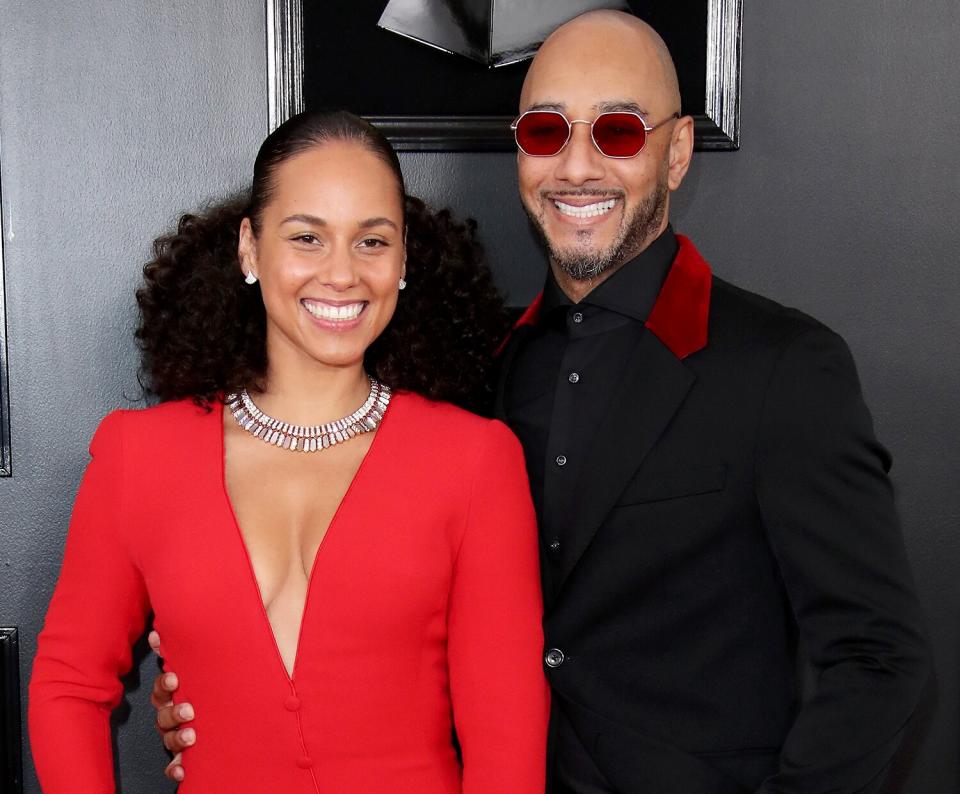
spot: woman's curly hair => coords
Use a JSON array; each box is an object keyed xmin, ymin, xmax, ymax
[{"xmin": 136, "ymin": 110, "xmax": 510, "ymax": 414}]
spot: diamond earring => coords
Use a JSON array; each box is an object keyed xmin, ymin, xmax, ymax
[
  {"xmin": 398, "ymin": 277, "xmax": 407, "ymax": 291},
  {"xmin": 244, "ymin": 271, "xmax": 258, "ymax": 285}
]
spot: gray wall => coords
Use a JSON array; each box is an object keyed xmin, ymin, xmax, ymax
[
  {"xmin": 1, "ymin": 1, "xmax": 956, "ymax": 792},
  {"xmin": 0, "ymin": 1, "xmax": 268, "ymax": 790}
]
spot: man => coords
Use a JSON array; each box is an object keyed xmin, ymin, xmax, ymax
[{"xmin": 152, "ymin": 11, "xmax": 929, "ymax": 792}]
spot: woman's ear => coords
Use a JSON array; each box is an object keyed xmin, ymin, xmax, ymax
[{"xmin": 238, "ymin": 217, "xmax": 258, "ymax": 282}]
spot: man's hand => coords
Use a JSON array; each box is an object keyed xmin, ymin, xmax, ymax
[{"xmin": 148, "ymin": 630, "xmax": 196, "ymax": 782}]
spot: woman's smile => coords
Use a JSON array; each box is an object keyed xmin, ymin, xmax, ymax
[{"xmin": 301, "ymin": 298, "xmax": 367, "ymax": 330}]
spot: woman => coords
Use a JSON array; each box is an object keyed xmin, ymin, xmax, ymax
[{"xmin": 29, "ymin": 110, "xmax": 549, "ymax": 793}]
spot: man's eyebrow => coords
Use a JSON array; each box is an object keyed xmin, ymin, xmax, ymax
[
  {"xmin": 520, "ymin": 100, "xmax": 651, "ymax": 116},
  {"xmin": 523, "ymin": 101, "xmax": 566, "ymax": 113},
  {"xmin": 595, "ymin": 100, "xmax": 650, "ymax": 116}
]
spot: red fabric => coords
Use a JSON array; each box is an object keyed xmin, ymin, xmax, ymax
[
  {"xmin": 644, "ymin": 235, "xmax": 711, "ymax": 359},
  {"xmin": 512, "ymin": 293, "xmax": 544, "ymax": 335},
  {"xmin": 506, "ymin": 234, "xmax": 712, "ymax": 360},
  {"xmin": 29, "ymin": 393, "xmax": 549, "ymax": 793}
]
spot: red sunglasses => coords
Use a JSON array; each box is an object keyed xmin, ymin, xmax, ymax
[{"xmin": 511, "ymin": 110, "xmax": 680, "ymax": 158}]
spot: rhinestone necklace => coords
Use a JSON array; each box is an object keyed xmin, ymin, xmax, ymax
[{"xmin": 225, "ymin": 377, "xmax": 391, "ymax": 452}]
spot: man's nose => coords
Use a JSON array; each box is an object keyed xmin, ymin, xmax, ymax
[{"xmin": 553, "ymin": 121, "xmax": 605, "ymax": 186}]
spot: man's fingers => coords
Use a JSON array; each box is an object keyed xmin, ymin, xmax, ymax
[
  {"xmin": 151, "ymin": 631, "xmax": 187, "ymax": 783},
  {"xmin": 149, "ymin": 671, "xmax": 178, "ymax": 709},
  {"xmin": 155, "ymin": 702, "xmax": 194, "ymax": 732},
  {"xmin": 164, "ymin": 752, "xmax": 184, "ymax": 782},
  {"xmin": 162, "ymin": 726, "xmax": 196, "ymax": 753}
]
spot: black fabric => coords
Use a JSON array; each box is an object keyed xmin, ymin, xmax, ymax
[
  {"xmin": 507, "ymin": 227, "xmax": 676, "ymax": 556},
  {"xmin": 497, "ymin": 252, "xmax": 930, "ymax": 793},
  {"xmin": 553, "ymin": 706, "xmax": 616, "ymax": 793},
  {"xmin": 505, "ymin": 228, "xmax": 677, "ymax": 790}
]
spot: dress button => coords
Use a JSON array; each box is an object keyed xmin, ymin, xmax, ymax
[
  {"xmin": 545, "ymin": 648, "xmax": 565, "ymax": 668},
  {"xmin": 283, "ymin": 695, "xmax": 301, "ymax": 712},
  {"xmin": 555, "ymin": 454, "xmax": 567, "ymax": 467},
  {"xmin": 572, "ymin": 312, "xmax": 584, "ymax": 324},
  {"xmin": 296, "ymin": 755, "xmax": 314, "ymax": 769},
  {"xmin": 568, "ymin": 372, "xmax": 580, "ymax": 384}
]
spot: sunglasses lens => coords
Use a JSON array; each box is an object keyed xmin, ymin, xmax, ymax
[
  {"xmin": 592, "ymin": 113, "xmax": 647, "ymax": 157},
  {"xmin": 515, "ymin": 112, "xmax": 569, "ymax": 156}
]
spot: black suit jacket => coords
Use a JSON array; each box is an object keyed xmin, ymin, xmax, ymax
[{"xmin": 496, "ymin": 237, "xmax": 929, "ymax": 793}]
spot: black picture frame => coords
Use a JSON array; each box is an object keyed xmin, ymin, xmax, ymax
[
  {"xmin": 0, "ymin": 134, "xmax": 11, "ymax": 477},
  {"xmin": 266, "ymin": 0, "xmax": 741, "ymax": 152},
  {"xmin": 0, "ymin": 628, "xmax": 22, "ymax": 793}
]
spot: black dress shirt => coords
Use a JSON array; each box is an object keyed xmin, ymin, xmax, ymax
[
  {"xmin": 506, "ymin": 226, "xmax": 678, "ymax": 549},
  {"xmin": 504, "ymin": 227, "xmax": 678, "ymax": 792}
]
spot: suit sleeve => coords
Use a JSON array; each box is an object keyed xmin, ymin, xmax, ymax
[
  {"xmin": 754, "ymin": 327, "xmax": 930, "ymax": 794},
  {"xmin": 28, "ymin": 411, "xmax": 151, "ymax": 793},
  {"xmin": 447, "ymin": 420, "xmax": 550, "ymax": 793}
]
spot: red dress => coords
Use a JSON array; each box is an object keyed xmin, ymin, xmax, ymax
[{"xmin": 29, "ymin": 392, "xmax": 549, "ymax": 793}]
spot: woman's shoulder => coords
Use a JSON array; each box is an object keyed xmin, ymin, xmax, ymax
[
  {"xmin": 390, "ymin": 391, "xmax": 520, "ymax": 454},
  {"xmin": 100, "ymin": 398, "xmax": 215, "ymax": 431},
  {"xmin": 92, "ymin": 398, "xmax": 218, "ymax": 455}
]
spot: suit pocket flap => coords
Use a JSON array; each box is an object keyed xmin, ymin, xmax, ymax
[{"xmin": 617, "ymin": 464, "xmax": 727, "ymax": 505}]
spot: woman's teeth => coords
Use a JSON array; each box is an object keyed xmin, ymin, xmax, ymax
[
  {"xmin": 554, "ymin": 198, "xmax": 617, "ymax": 218},
  {"xmin": 303, "ymin": 301, "xmax": 365, "ymax": 321}
]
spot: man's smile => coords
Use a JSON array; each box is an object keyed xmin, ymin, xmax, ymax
[
  {"xmin": 552, "ymin": 198, "xmax": 618, "ymax": 219},
  {"xmin": 543, "ymin": 193, "xmax": 624, "ymax": 229}
]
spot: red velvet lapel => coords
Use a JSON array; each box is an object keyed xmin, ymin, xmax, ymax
[
  {"xmin": 502, "ymin": 234, "xmax": 712, "ymax": 360},
  {"xmin": 512, "ymin": 292, "xmax": 544, "ymax": 331},
  {"xmin": 644, "ymin": 234, "xmax": 712, "ymax": 359}
]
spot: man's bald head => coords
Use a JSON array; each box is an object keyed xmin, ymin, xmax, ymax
[{"xmin": 521, "ymin": 10, "xmax": 681, "ymax": 117}]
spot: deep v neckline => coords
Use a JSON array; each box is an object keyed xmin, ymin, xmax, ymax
[{"xmin": 216, "ymin": 395, "xmax": 396, "ymax": 683}]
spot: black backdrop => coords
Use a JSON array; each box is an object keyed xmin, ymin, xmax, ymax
[{"xmin": 303, "ymin": 1, "xmax": 707, "ymax": 117}]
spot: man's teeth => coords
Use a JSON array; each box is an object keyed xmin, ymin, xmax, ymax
[
  {"xmin": 303, "ymin": 301, "xmax": 364, "ymax": 321},
  {"xmin": 554, "ymin": 198, "xmax": 617, "ymax": 218}
]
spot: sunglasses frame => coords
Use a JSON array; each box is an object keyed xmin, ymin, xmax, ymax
[{"xmin": 510, "ymin": 110, "xmax": 681, "ymax": 159}]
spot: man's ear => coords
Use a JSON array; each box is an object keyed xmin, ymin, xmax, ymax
[
  {"xmin": 666, "ymin": 115, "xmax": 695, "ymax": 191},
  {"xmin": 238, "ymin": 217, "xmax": 258, "ymax": 279}
]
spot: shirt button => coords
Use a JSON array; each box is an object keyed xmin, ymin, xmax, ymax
[
  {"xmin": 555, "ymin": 455, "xmax": 567, "ymax": 467},
  {"xmin": 296, "ymin": 755, "xmax": 314, "ymax": 769},
  {"xmin": 572, "ymin": 312, "xmax": 584, "ymax": 324},
  {"xmin": 549, "ymin": 539, "xmax": 561, "ymax": 552},
  {"xmin": 568, "ymin": 372, "xmax": 580, "ymax": 384},
  {"xmin": 283, "ymin": 695, "xmax": 301, "ymax": 712},
  {"xmin": 545, "ymin": 648, "xmax": 565, "ymax": 668}
]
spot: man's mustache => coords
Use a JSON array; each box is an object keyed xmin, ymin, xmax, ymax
[{"xmin": 540, "ymin": 189, "xmax": 625, "ymax": 199}]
